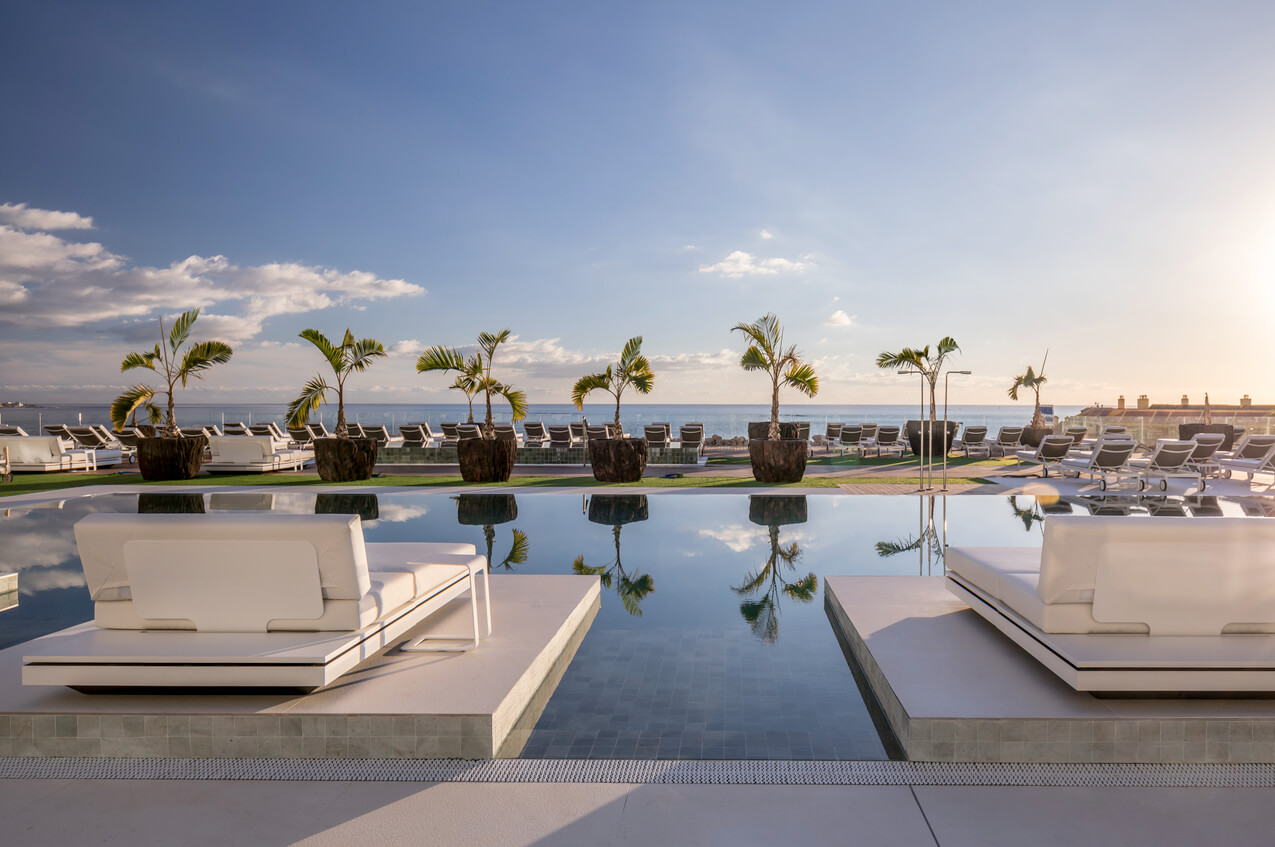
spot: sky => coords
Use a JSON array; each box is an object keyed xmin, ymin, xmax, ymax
[{"xmin": 2, "ymin": 1, "xmax": 1273, "ymax": 410}]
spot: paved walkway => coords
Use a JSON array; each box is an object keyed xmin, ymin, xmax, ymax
[{"xmin": 1, "ymin": 778, "xmax": 1269, "ymax": 846}]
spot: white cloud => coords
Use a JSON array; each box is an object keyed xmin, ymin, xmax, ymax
[
  {"xmin": 760, "ymin": 229, "xmax": 774, "ymax": 240},
  {"xmin": 388, "ymin": 339, "xmax": 422, "ymax": 357},
  {"xmin": 698, "ymin": 250, "xmax": 815, "ymax": 278},
  {"xmin": 825, "ymin": 310, "xmax": 853, "ymax": 327},
  {"xmin": 682, "ymin": 244, "xmax": 700, "ymax": 251},
  {"xmin": 0, "ymin": 203, "xmax": 424, "ymax": 340},
  {"xmin": 0, "ymin": 202, "xmax": 95, "ymax": 231}
]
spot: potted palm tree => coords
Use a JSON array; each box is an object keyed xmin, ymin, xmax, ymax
[
  {"xmin": 731, "ymin": 314, "xmax": 818, "ymax": 483},
  {"xmin": 571, "ymin": 336, "xmax": 655, "ymax": 483},
  {"xmin": 110, "ymin": 308, "xmax": 234, "ymax": 480},
  {"xmin": 287, "ymin": 328, "xmax": 387, "ymax": 481},
  {"xmin": 417, "ymin": 329, "xmax": 528, "ymax": 482},
  {"xmin": 876, "ymin": 337, "xmax": 961, "ymax": 457},
  {"xmin": 1009, "ymin": 352, "xmax": 1050, "ymax": 447}
]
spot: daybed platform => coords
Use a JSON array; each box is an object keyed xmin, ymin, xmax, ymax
[
  {"xmin": 825, "ymin": 576, "xmax": 1275, "ymax": 763},
  {"xmin": 944, "ymin": 515, "xmax": 1275, "ymax": 692}
]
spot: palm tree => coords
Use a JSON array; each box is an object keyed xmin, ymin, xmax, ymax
[
  {"xmin": 110, "ymin": 308, "xmax": 234, "ymax": 436},
  {"xmin": 875, "ymin": 337, "xmax": 961, "ymax": 425},
  {"xmin": 287, "ymin": 328, "xmax": 387, "ymax": 437},
  {"xmin": 730, "ymin": 314, "xmax": 819, "ymax": 440},
  {"xmin": 417, "ymin": 329, "xmax": 528, "ymax": 438},
  {"xmin": 732, "ymin": 524, "xmax": 818, "ymax": 644},
  {"xmin": 570, "ymin": 336, "xmax": 655, "ymax": 431},
  {"xmin": 1009, "ymin": 351, "xmax": 1049, "ymax": 429}
]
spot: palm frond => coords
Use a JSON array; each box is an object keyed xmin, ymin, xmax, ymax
[
  {"xmin": 875, "ymin": 536, "xmax": 922, "ymax": 557},
  {"xmin": 571, "ymin": 371, "xmax": 613, "ymax": 409},
  {"xmin": 177, "ymin": 340, "xmax": 234, "ymax": 386},
  {"xmin": 415, "ymin": 346, "xmax": 466, "ymax": 374},
  {"xmin": 935, "ymin": 336, "xmax": 961, "ymax": 357},
  {"xmin": 167, "ymin": 308, "xmax": 199, "ymax": 352},
  {"xmin": 618, "ymin": 336, "xmax": 643, "ymax": 369},
  {"xmin": 739, "ymin": 345, "xmax": 770, "ymax": 371},
  {"xmin": 501, "ymin": 529, "xmax": 529, "ymax": 568},
  {"xmin": 876, "ymin": 348, "xmax": 924, "ymax": 372},
  {"xmin": 500, "ymin": 386, "xmax": 529, "ymax": 422},
  {"xmin": 110, "ymin": 384, "xmax": 157, "ymax": 431},
  {"xmin": 730, "ymin": 314, "xmax": 781, "ymax": 357},
  {"xmin": 477, "ymin": 329, "xmax": 511, "ymax": 360},
  {"xmin": 628, "ymin": 361, "xmax": 654, "ymax": 394},
  {"xmin": 287, "ymin": 376, "xmax": 330, "ymax": 428},
  {"xmin": 783, "ymin": 362, "xmax": 819, "ymax": 397},
  {"xmin": 732, "ymin": 567, "xmax": 771, "ymax": 596},
  {"xmin": 346, "ymin": 338, "xmax": 387, "ymax": 372},
  {"xmin": 120, "ymin": 345, "xmax": 161, "ymax": 373},
  {"xmin": 783, "ymin": 573, "xmax": 819, "ymax": 601},
  {"xmin": 299, "ymin": 329, "xmax": 344, "ymax": 374}
]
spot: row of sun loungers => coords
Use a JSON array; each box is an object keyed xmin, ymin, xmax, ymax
[{"xmin": 394, "ymin": 422, "xmax": 707, "ymax": 453}]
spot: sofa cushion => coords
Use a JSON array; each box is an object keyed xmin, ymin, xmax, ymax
[
  {"xmin": 945, "ymin": 547, "xmax": 1039, "ymax": 600},
  {"xmin": 998, "ymin": 572, "xmax": 1148, "ymax": 635},
  {"xmin": 373, "ymin": 555, "xmax": 482, "ymax": 597},
  {"xmin": 95, "ymin": 593, "xmax": 381, "ymax": 632},
  {"xmin": 75, "ymin": 513, "xmax": 372, "ymax": 605},
  {"xmin": 366, "ymin": 570, "xmax": 415, "ymax": 616}
]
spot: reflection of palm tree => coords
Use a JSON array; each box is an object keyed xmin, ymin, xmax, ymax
[
  {"xmin": 1007, "ymin": 495, "xmax": 1045, "ymax": 532},
  {"xmin": 875, "ymin": 496, "xmax": 943, "ymax": 561},
  {"xmin": 573, "ymin": 524, "xmax": 654, "ymax": 616},
  {"xmin": 454, "ymin": 494, "xmax": 527, "ymax": 571},
  {"xmin": 733, "ymin": 524, "xmax": 817, "ymax": 644}
]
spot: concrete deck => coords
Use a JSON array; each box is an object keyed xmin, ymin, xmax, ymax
[
  {"xmin": 1, "ymin": 779, "xmax": 1271, "ymax": 846},
  {"xmin": 825, "ymin": 576, "xmax": 1275, "ymax": 763},
  {"xmin": 0, "ymin": 574, "xmax": 600, "ymax": 759}
]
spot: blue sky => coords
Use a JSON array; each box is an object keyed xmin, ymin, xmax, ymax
[{"xmin": 2, "ymin": 1, "xmax": 1273, "ymax": 408}]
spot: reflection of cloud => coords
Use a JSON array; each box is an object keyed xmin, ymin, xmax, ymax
[
  {"xmin": 698, "ymin": 524, "xmax": 766, "ymax": 552},
  {"xmin": 365, "ymin": 504, "xmax": 430, "ymax": 524}
]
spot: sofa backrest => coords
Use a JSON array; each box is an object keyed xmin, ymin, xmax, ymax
[
  {"xmin": 1037, "ymin": 515, "xmax": 1275, "ymax": 615},
  {"xmin": 0, "ymin": 435, "xmax": 66, "ymax": 463},
  {"xmin": 208, "ymin": 435, "xmax": 273, "ymax": 463},
  {"xmin": 74, "ymin": 513, "xmax": 372, "ymax": 610}
]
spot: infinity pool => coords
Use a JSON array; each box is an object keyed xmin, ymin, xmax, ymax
[{"xmin": 1, "ymin": 490, "xmax": 1271, "ymax": 760}]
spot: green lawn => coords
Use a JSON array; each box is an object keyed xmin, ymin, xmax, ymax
[{"xmin": 1, "ymin": 469, "xmax": 995, "ymax": 498}]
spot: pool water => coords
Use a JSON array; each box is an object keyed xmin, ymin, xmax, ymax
[{"xmin": 1, "ymin": 490, "xmax": 1271, "ymax": 760}]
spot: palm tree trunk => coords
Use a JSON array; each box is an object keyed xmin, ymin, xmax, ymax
[
  {"xmin": 466, "ymin": 396, "xmax": 474, "ymax": 424},
  {"xmin": 928, "ymin": 378, "xmax": 938, "ymax": 426},
  {"xmin": 1032, "ymin": 390, "xmax": 1044, "ymax": 429},
  {"xmin": 335, "ymin": 389, "xmax": 347, "ymax": 437},
  {"xmin": 164, "ymin": 385, "xmax": 177, "ymax": 437},
  {"xmin": 614, "ymin": 395, "xmax": 622, "ymax": 432},
  {"xmin": 769, "ymin": 375, "xmax": 781, "ymax": 440},
  {"xmin": 484, "ymin": 390, "xmax": 494, "ymax": 439}
]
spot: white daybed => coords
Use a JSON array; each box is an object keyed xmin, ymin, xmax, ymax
[
  {"xmin": 0, "ymin": 435, "xmax": 116, "ymax": 473},
  {"xmin": 204, "ymin": 436, "xmax": 313, "ymax": 473},
  {"xmin": 22, "ymin": 513, "xmax": 490, "ymax": 690},
  {"xmin": 945, "ymin": 515, "xmax": 1275, "ymax": 692}
]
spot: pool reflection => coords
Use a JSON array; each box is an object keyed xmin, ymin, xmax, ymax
[
  {"xmin": 455, "ymin": 494, "xmax": 528, "ymax": 571},
  {"xmin": 573, "ymin": 495, "xmax": 654, "ymax": 616},
  {"xmin": 733, "ymin": 496, "xmax": 816, "ymax": 644}
]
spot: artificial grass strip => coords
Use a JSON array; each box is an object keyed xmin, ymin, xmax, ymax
[{"xmin": 0, "ymin": 470, "xmax": 995, "ymax": 498}]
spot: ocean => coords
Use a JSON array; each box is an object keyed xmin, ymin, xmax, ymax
[{"xmin": 0, "ymin": 403, "xmax": 1082, "ymax": 439}]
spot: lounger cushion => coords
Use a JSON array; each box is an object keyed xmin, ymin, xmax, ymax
[
  {"xmin": 997, "ymin": 572, "xmax": 1148, "ymax": 634},
  {"xmin": 75, "ymin": 514, "xmax": 373, "ymax": 605},
  {"xmin": 945, "ymin": 547, "xmax": 1040, "ymax": 599},
  {"xmin": 95, "ymin": 593, "xmax": 382, "ymax": 632}
]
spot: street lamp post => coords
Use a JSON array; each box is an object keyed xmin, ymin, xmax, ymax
[{"xmin": 942, "ymin": 370, "xmax": 972, "ymax": 491}]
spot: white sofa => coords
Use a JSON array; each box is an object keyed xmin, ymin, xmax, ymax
[
  {"xmin": 205, "ymin": 436, "xmax": 312, "ymax": 473},
  {"xmin": 946, "ymin": 515, "xmax": 1275, "ymax": 691},
  {"xmin": 0, "ymin": 435, "xmax": 117, "ymax": 472},
  {"xmin": 22, "ymin": 513, "xmax": 489, "ymax": 690}
]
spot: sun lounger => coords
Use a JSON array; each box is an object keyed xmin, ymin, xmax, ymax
[
  {"xmin": 823, "ymin": 424, "xmax": 842, "ymax": 452},
  {"xmin": 1127, "ymin": 439, "xmax": 1202, "ymax": 491},
  {"xmin": 494, "ymin": 424, "xmax": 521, "ymax": 444},
  {"xmin": 0, "ymin": 444, "xmax": 10, "ymax": 482},
  {"xmin": 522, "ymin": 422, "xmax": 548, "ymax": 447},
  {"xmin": 957, "ymin": 425, "xmax": 989, "ymax": 458},
  {"xmin": 249, "ymin": 423, "xmax": 285, "ymax": 440},
  {"xmin": 440, "ymin": 422, "xmax": 460, "ymax": 446},
  {"xmin": 548, "ymin": 426, "xmax": 574, "ymax": 449},
  {"xmin": 1062, "ymin": 426, "xmax": 1088, "ymax": 445},
  {"xmin": 456, "ymin": 424, "xmax": 482, "ymax": 441},
  {"xmin": 361, "ymin": 424, "xmax": 402, "ymax": 447},
  {"xmin": 644, "ymin": 425, "xmax": 668, "ymax": 447},
  {"xmin": 1216, "ymin": 434, "xmax": 1275, "ymax": 482},
  {"xmin": 22, "ymin": 514, "xmax": 491, "ymax": 690},
  {"xmin": 836, "ymin": 424, "xmax": 862, "ymax": 455},
  {"xmin": 569, "ymin": 422, "xmax": 586, "ymax": 443},
  {"xmin": 987, "ymin": 426, "xmax": 1025, "ymax": 458},
  {"xmin": 651, "ymin": 422, "xmax": 672, "ymax": 440},
  {"xmin": 0, "ymin": 425, "xmax": 30, "ymax": 436},
  {"xmin": 946, "ymin": 515, "xmax": 1275, "ymax": 691},
  {"xmin": 1012, "ymin": 435, "xmax": 1074, "ymax": 476},
  {"xmin": 1058, "ymin": 440, "xmax": 1138, "ymax": 490},
  {"xmin": 0, "ymin": 435, "xmax": 106, "ymax": 472},
  {"xmin": 679, "ymin": 425, "xmax": 704, "ymax": 454},
  {"xmin": 399, "ymin": 424, "xmax": 426, "ymax": 447},
  {"xmin": 204, "ymin": 436, "xmax": 312, "ymax": 473},
  {"xmin": 862, "ymin": 425, "xmax": 905, "ymax": 458},
  {"xmin": 585, "ymin": 425, "xmax": 609, "ymax": 442},
  {"xmin": 1185, "ymin": 433, "xmax": 1226, "ymax": 479}
]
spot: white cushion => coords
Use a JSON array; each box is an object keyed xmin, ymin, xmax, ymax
[
  {"xmin": 945, "ymin": 547, "xmax": 1039, "ymax": 599},
  {"xmin": 75, "ymin": 513, "xmax": 372, "ymax": 605},
  {"xmin": 95, "ymin": 594, "xmax": 381, "ymax": 632},
  {"xmin": 998, "ymin": 572, "xmax": 1147, "ymax": 634}
]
